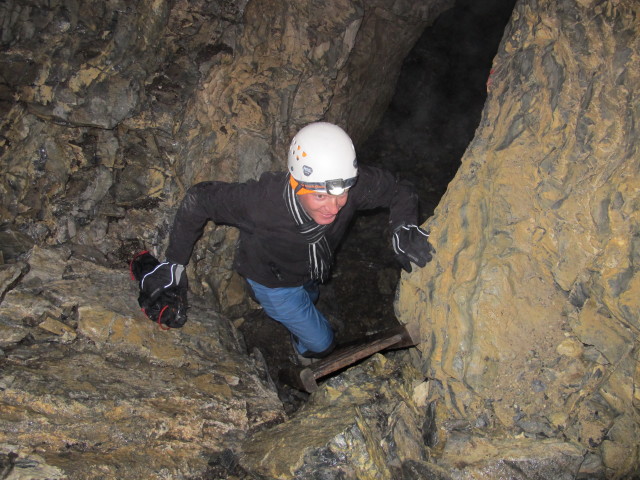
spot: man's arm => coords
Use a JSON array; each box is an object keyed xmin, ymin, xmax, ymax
[
  {"xmin": 354, "ymin": 165, "xmax": 435, "ymax": 272},
  {"xmin": 165, "ymin": 180, "xmax": 252, "ymax": 265},
  {"xmin": 352, "ymin": 165, "xmax": 419, "ymax": 227},
  {"xmin": 140, "ymin": 181, "xmax": 244, "ymax": 300},
  {"xmin": 165, "ymin": 182, "xmax": 218, "ymax": 265}
]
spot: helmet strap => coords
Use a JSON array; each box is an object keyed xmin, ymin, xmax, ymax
[{"xmin": 289, "ymin": 175, "xmax": 316, "ymax": 195}]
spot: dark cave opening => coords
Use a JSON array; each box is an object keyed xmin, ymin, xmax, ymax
[{"xmin": 238, "ymin": 0, "xmax": 518, "ymax": 409}]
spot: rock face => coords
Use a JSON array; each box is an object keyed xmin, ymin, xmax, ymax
[
  {"xmin": 1, "ymin": 0, "xmax": 639, "ymax": 479},
  {"xmin": 0, "ymin": 0, "xmax": 455, "ymax": 479},
  {"xmin": 396, "ymin": 0, "xmax": 640, "ymax": 477},
  {"xmin": 0, "ymin": 246, "xmax": 284, "ymax": 478},
  {"xmin": 0, "ymin": 0, "xmax": 450, "ymax": 316}
]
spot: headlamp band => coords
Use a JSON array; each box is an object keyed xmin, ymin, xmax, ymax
[{"xmin": 289, "ymin": 175, "xmax": 357, "ymax": 195}]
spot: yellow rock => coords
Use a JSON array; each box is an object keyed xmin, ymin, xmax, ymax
[{"xmin": 556, "ymin": 338, "xmax": 584, "ymax": 358}]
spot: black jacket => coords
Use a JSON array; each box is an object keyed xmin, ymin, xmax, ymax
[{"xmin": 165, "ymin": 165, "xmax": 419, "ymax": 288}]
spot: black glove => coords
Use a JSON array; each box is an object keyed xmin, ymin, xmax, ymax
[
  {"xmin": 392, "ymin": 224, "xmax": 435, "ymax": 273},
  {"xmin": 130, "ymin": 251, "xmax": 188, "ymax": 328},
  {"xmin": 140, "ymin": 261, "xmax": 186, "ymax": 302},
  {"xmin": 141, "ymin": 288, "xmax": 188, "ymax": 329}
]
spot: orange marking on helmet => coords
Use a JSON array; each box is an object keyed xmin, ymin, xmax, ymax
[{"xmin": 289, "ymin": 175, "xmax": 315, "ymax": 195}]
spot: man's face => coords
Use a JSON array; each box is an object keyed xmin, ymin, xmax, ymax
[{"xmin": 298, "ymin": 191, "xmax": 349, "ymax": 225}]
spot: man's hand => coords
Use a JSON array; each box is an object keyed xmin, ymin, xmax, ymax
[
  {"xmin": 141, "ymin": 261, "xmax": 186, "ymax": 302},
  {"xmin": 392, "ymin": 224, "xmax": 435, "ymax": 273}
]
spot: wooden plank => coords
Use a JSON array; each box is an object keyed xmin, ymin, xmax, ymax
[
  {"xmin": 309, "ymin": 333, "xmax": 403, "ymax": 378},
  {"xmin": 279, "ymin": 323, "xmax": 420, "ymax": 393}
]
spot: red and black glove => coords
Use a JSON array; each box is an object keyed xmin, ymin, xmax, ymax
[
  {"xmin": 140, "ymin": 261, "xmax": 186, "ymax": 302},
  {"xmin": 130, "ymin": 251, "xmax": 188, "ymax": 328}
]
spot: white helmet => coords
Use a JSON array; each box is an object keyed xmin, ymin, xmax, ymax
[{"xmin": 287, "ymin": 122, "xmax": 358, "ymax": 195}]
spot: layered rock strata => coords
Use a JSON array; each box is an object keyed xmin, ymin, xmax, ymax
[
  {"xmin": 0, "ymin": 0, "xmax": 454, "ymax": 478},
  {"xmin": 0, "ymin": 246, "xmax": 284, "ymax": 478},
  {"xmin": 396, "ymin": 0, "xmax": 640, "ymax": 477}
]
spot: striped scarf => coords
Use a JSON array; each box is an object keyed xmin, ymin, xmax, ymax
[{"xmin": 283, "ymin": 176, "xmax": 332, "ymax": 281}]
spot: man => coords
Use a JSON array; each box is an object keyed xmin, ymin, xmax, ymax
[{"xmin": 141, "ymin": 122, "xmax": 434, "ymax": 360}]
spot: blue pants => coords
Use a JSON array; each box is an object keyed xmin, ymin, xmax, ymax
[{"xmin": 246, "ymin": 278, "xmax": 334, "ymax": 356}]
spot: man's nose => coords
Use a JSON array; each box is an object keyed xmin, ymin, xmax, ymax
[{"xmin": 326, "ymin": 197, "xmax": 341, "ymax": 214}]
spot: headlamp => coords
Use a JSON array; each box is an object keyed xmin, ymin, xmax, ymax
[{"xmin": 298, "ymin": 177, "xmax": 358, "ymax": 196}]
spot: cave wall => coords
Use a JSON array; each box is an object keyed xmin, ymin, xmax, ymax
[
  {"xmin": 396, "ymin": 0, "xmax": 640, "ymax": 476},
  {"xmin": 0, "ymin": 0, "xmax": 451, "ymax": 316},
  {"xmin": 3, "ymin": 0, "xmax": 639, "ymax": 478},
  {"xmin": 1, "ymin": 1, "xmax": 460, "ymax": 478}
]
